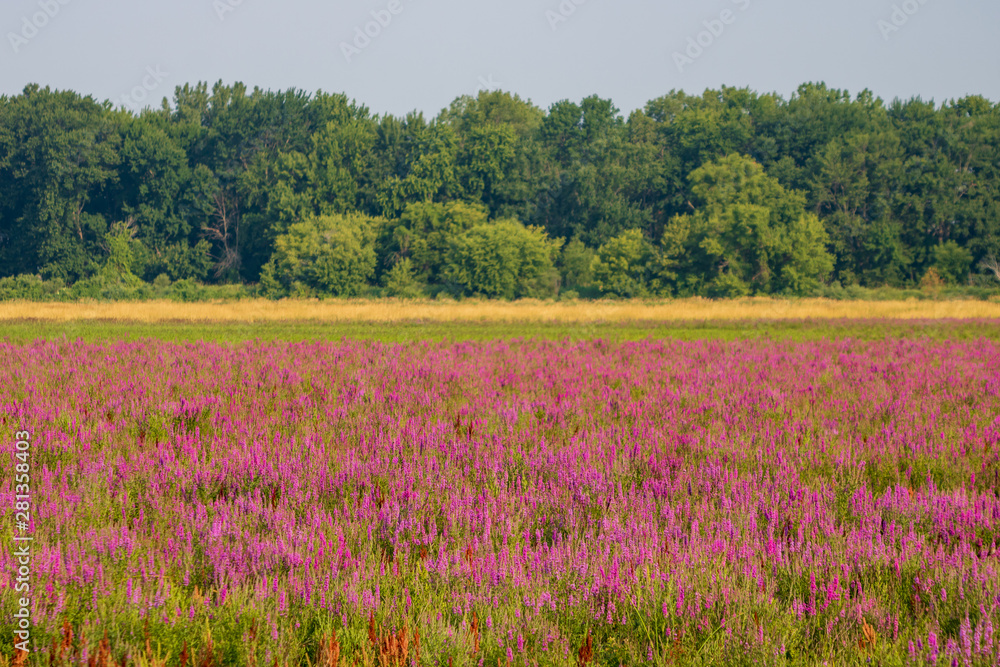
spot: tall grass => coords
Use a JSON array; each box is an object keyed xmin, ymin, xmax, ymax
[{"xmin": 4, "ymin": 297, "xmax": 1000, "ymax": 324}]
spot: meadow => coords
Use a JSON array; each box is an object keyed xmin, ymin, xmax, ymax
[
  {"xmin": 4, "ymin": 297, "xmax": 1000, "ymax": 325},
  {"xmin": 1, "ymin": 303, "xmax": 999, "ymax": 666}
]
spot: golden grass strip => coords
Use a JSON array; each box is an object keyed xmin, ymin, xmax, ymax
[{"xmin": 1, "ymin": 298, "xmax": 1000, "ymax": 324}]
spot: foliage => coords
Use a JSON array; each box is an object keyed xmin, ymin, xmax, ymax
[
  {"xmin": 382, "ymin": 258, "xmax": 426, "ymax": 298},
  {"xmin": 590, "ymin": 229, "xmax": 665, "ymax": 297},
  {"xmin": 559, "ymin": 237, "xmax": 595, "ymax": 290},
  {"xmin": 261, "ymin": 213, "xmax": 383, "ymax": 297},
  {"xmin": 151, "ymin": 239, "xmax": 214, "ymax": 281},
  {"xmin": 443, "ymin": 219, "xmax": 562, "ymax": 299},
  {"xmin": 662, "ymin": 154, "xmax": 834, "ymax": 296},
  {"xmin": 0, "ymin": 274, "xmax": 66, "ymax": 300},
  {"xmin": 0, "ymin": 85, "xmax": 121, "ymax": 281},
  {"xmin": 0, "ymin": 82, "xmax": 998, "ymax": 298},
  {"xmin": 99, "ymin": 219, "xmax": 147, "ymax": 288},
  {"xmin": 389, "ymin": 201, "xmax": 489, "ymax": 284},
  {"xmin": 932, "ymin": 241, "xmax": 973, "ymax": 285},
  {"xmin": 920, "ymin": 267, "xmax": 946, "ymax": 293}
]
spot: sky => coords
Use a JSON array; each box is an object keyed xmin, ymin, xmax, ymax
[{"xmin": 1, "ymin": 0, "xmax": 998, "ymax": 118}]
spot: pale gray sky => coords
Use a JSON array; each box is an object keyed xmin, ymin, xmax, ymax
[{"xmin": 1, "ymin": 0, "xmax": 997, "ymax": 116}]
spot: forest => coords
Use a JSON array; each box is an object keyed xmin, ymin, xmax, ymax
[{"xmin": 1, "ymin": 81, "xmax": 998, "ymax": 299}]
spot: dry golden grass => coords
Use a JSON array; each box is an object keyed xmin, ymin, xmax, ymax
[{"xmin": 1, "ymin": 297, "xmax": 999, "ymax": 324}]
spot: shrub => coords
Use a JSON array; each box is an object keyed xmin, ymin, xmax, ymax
[
  {"xmin": 389, "ymin": 201, "xmax": 489, "ymax": 284},
  {"xmin": 444, "ymin": 219, "xmax": 562, "ymax": 299},
  {"xmin": 101, "ymin": 220, "xmax": 146, "ymax": 287},
  {"xmin": 920, "ymin": 267, "xmax": 945, "ymax": 293},
  {"xmin": 382, "ymin": 258, "xmax": 426, "ymax": 298},
  {"xmin": 932, "ymin": 241, "xmax": 973, "ymax": 285},
  {"xmin": 560, "ymin": 237, "xmax": 596, "ymax": 290},
  {"xmin": 0, "ymin": 274, "xmax": 65, "ymax": 300},
  {"xmin": 706, "ymin": 271, "xmax": 750, "ymax": 298},
  {"xmin": 157, "ymin": 240, "xmax": 213, "ymax": 282},
  {"xmin": 590, "ymin": 229, "xmax": 664, "ymax": 298},
  {"xmin": 167, "ymin": 279, "xmax": 203, "ymax": 302},
  {"xmin": 69, "ymin": 275, "xmax": 110, "ymax": 300},
  {"xmin": 261, "ymin": 213, "xmax": 384, "ymax": 298}
]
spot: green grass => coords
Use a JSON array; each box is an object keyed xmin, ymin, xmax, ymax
[{"xmin": 1, "ymin": 318, "xmax": 998, "ymax": 343}]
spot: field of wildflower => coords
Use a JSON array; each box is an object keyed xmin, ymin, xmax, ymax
[{"xmin": 2, "ymin": 331, "xmax": 1000, "ymax": 666}]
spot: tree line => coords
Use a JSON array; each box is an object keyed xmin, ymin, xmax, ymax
[{"xmin": 1, "ymin": 81, "xmax": 998, "ymax": 299}]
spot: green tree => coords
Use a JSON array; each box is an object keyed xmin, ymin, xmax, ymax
[
  {"xmin": 260, "ymin": 213, "xmax": 383, "ymax": 297},
  {"xmin": 1, "ymin": 80, "xmax": 998, "ymax": 296},
  {"xmin": 0, "ymin": 85, "xmax": 121, "ymax": 281},
  {"xmin": 932, "ymin": 241, "xmax": 973, "ymax": 285},
  {"xmin": 170, "ymin": 82, "xmax": 331, "ymax": 283},
  {"xmin": 810, "ymin": 126, "xmax": 912, "ymax": 286},
  {"xmin": 534, "ymin": 96, "xmax": 656, "ymax": 246},
  {"xmin": 560, "ymin": 237, "xmax": 596, "ymax": 290},
  {"xmin": 99, "ymin": 220, "xmax": 145, "ymax": 287},
  {"xmin": 444, "ymin": 220, "xmax": 561, "ymax": 299},
  {"xmin": 440, "ymin": 90, "xmax": 549, "ymax": 219},
  {"xmin": 115, "ymin": 112, "xmax": 193, "ymax": 280},
  {"xmin": 375, "ymin": 122, "xmax": 460, "ymax": 216},
  {"xmin": 662, "ymin": 154, "xmax": 833, "ymax": 296},
  {"xmin": 387, "ymin": 201, "xmax": 490, "ymax": 284},
  {"xmin": 160, "ymin": 240, "xmax": 213, "ymax": 281},
  {"xmin": 382, "ymin": 258, "xmax": 425, "ymax": 298},
  {"xmin": 591, "ymin": 229, "xmax": 664, "ymax": 297}
]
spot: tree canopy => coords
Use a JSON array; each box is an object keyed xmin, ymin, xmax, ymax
[
  {"xmin": 1, "ymin": 82, "xmax": 998, "ymax": 298},
  {"xmin": 662, "ymin": 154, "xmax": 833, "ymax": 297}
]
